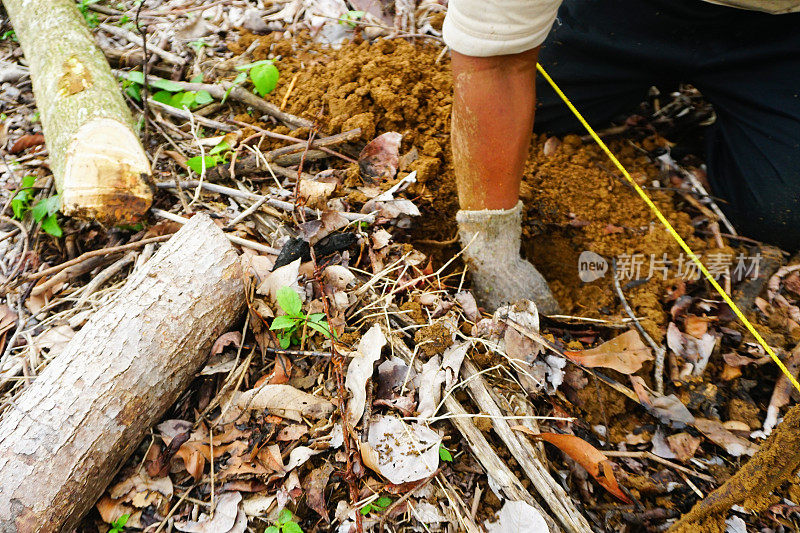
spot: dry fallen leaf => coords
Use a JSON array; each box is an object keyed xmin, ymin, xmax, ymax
[
  {"xmin": 666, "ymin": 322, "xmax": 717, "ymax": 376},
  {"xmin": 667, "ymin": 432, "xmax": 702, "ymax": 462},
  {"xmin": 564, "ymin": 329, "xmax": 652, "ymax": 374},
  {"xmin": 361, "ymin": 415, "xmax": 440, "ymax": 484},
  {"xmin": 304, "ymin": 462, "xmax": 335, "ymax": 521},
  {"xmin": 235, "ymin": 384, "xmax": 335, "ymax": 421},
  {"xmin": 298, "ymin": 178, "xmax": 337, "ymax": 207},
  {"xmin": 513, "ymin": 427, "xmax": 632, "ymax": 503},
  {"xmin": 486, "ymin": 500, "xmax": 549, "ymax": 532},
  {"xmin": 692, "ymin": 417, "xmax": 758, "ymax": 457},
  {"xmin": 9, "ymin": 133, "xmax": 45, "ymax": 154},
  {"xmin": 257, "ymin": 258, "xmax": 303, "ymax": 304},
  {"xmin": 345, "ymin": 324, "xmax": 386, "ymax": 423},
  {"xmin": 175, "ymin": 491, "xmax": 242, "ymax": 533},
  {"xmin": 358, "ymin": 131, "xmax": 402, "ymax": 181}
]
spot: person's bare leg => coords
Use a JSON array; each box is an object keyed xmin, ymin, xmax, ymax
[
  {"xmin": 451, "ymin": 48, "xmax": 560, "ymax": 313},
  {"xmin": 452, "ymin": 48, "xmax": 538, "ymax": 210}
]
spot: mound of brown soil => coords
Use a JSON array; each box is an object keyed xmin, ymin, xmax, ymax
[{"xmin": 234, "ymin": 35, "xmax": 719, "ymax": 334}]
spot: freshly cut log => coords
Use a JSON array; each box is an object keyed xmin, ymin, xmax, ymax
[
  {"xmin": 3, "ymin": 0, "xmax": 153, "ymax": 223},
  {"xmin": 0, "ymin": 214, "xmax": 245, "ymax": 532}
]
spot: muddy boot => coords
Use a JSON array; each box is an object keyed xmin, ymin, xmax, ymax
[{"xmin": 457, "ymin": 201, "xmax": 560, "ymax": 314}]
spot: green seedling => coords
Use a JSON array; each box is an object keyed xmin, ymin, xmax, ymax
[
  {"xmin": 270, "ymin": 286, "xmax": 333, "ymax": 349},
  {"xmin": 1, "ymin": 30, "xmax": 17, "ymax": 42},
  {"xmin": 265, "ymin": 508, "xmax": 303, "ymax": 533},
  {"xmin": 439, "ymin": 445, "xmax": 453, "ymax": 462},
  {"xmin": 120, "ymin": 71, "xmax": 213, "ymax": 110},
  {"xmin": 12, "ymin": 176, "xmax": 62, "ymax": 237},
  {"xmin": 339, "ymin": 10, "xmax": 365, "ymax": 27},
  {"xmin": 185, "ymin": 140, "xmax": 231, "ymax": 174},
  {"xmin": 109, "ymin": 514, "xmax": 129, "ymax": 533},
  {"xmin": 235, "ymin": 60, "xmax": 280, "ymax": 97},
  {"xmin": 78, "ymin": 0, "xmax": 101, "ymax": 27},
  {"xmin": 188, "ymin": 39, "xmax": 208, "ymax": 52},
  {"xmin": 360, "ymin": 496, "xmax": 392, "ymax": 516}
]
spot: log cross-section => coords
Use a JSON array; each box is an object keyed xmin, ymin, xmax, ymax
[
  {"xmin": 0, "ymin": 214, "xmax": 245, "ymax": 532},
  {"xmin": 3, "ymin": 0, "xmax": 153, "ymax": 223}
]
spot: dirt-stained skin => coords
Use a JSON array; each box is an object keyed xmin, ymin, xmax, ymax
[{"xmin": 450, "ymin": 47, "xmax": 540, "ymax": 211}]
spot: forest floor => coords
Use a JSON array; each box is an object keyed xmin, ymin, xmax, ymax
[{"xmin": 1, "ymin": 1, "xmax": 800, "ymax": 532}]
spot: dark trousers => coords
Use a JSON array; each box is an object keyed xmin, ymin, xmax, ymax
[{"xmin": 534, "ymin": 0, "xmax": 800, "ymax": 250}]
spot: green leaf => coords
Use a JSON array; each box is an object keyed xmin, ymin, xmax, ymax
[
  {"xmin": 282, "ymin": 521, "xmax": 303, "ymax": 533},
  {"xmin": 265, "ymin": 527, "xmax": 279, "ymax": 533},
  {"xmin": 374, "ymin": 497, "xmax": 392, "ymax": 509},
  {"xmin": 171, "ymin": 91, "xmax": 197, "ymax": 109},
  {"xmin": 270, "ymin": 315, "xmax": 298, "ymax": 331},
  {"xmin": 125, "ymin": 82, "xmax": 142, "ymax": 102},
  {"xmin": 123, "ymin": 71, "xmax": 184, "ymax": 92},
  {"xmin": 235, "ymin": 60, "xmax": 274, "ymax": 71},
  {"xmin": 339, "ymin": 10, "xmax": 365, "ymax": 27},
  {"xmin": 359, "ymin": 504, "xmax": 372, "ymax": 516},
  {"xmin": 278, "ymin": 331, "xmax": 292, "ymax": 349},
  {"xmin": 249, "ymin": 61, "xmax": 280, "ymax": 96},
  {"xmin": 307, "ymin": 313, "xmax": 326, "ymax": 322},
  {"xmin": 44, "ymin": 194, "xmax": 61, "ymax": 215},
  {"xmin": 40, "ymin": 213, "xmax": 62, "ymax": 237},
  {"xmin": 209, "ymin": 141, "xmax": 230, "ymax": 156},
  {"xmin": 276, "ymin": 286, "xmax": 302, "ymax": 316},
  {"xmin": 185, "ymin": 155, "xmax": 219, "ymax": 174},
  {"xmin": 439, "ymin": 445, "xmax": 453, "ymax": 462},
  {"xmin": 277, "ymin": 508, "xmax": 293, "ymax": 525},
  {"xmin": 152, "ymin": 90, "xmax": 173, "ymax": 105},
  {"xmin": 194, "ymin": 90, "xmax": 213, "ymax": 106},
  {"xmin": 31, "ymin": 199, "xmax": 48, "ymax": 222},
  {"xmin": 22, "ymin": 175, "xmax": 36, "ymax": 188},
  {"xmin": 110, "ymin": 513, "xmax": 129, "ymax": 532},
  {"xmin": 151, "ymin": 78, "xmax": 185, "ymax": 92},
  {"xmin": 305, "ymin": 320, "xmax": 332, "ymax": 338},
  {"xmin": 11, "ymin": 196, "xmax": 26, "ymax": 220},
  {"xmin": 190, "ymin": 74, "xmax": 204, "ymax": 83}
]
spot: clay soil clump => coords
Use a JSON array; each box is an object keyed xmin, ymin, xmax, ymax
[{"xmin": 235, "ymin": 35, "xmax": 719, "ymax": 336}]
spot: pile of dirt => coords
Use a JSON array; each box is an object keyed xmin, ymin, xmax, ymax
[{"xmin": 232, "ymin": 35, "xmax": 720, "ymax": 336}]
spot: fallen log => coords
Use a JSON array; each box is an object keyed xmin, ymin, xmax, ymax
[
  {"xmin": 3, "ymin": 0, "xmax": 153, "ymax": 223},
  {"xmin": 670, "ymin": 403, "xmax": 800, "ymax": 532},
  {"xmin": 0, "ymin": 214, "xmax": 245, "ymax": 532}
]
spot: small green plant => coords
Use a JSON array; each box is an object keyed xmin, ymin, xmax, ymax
[
  {"xmin": 11, "ymin": 175, "xmax": 36, "ymax": 220},
  {"xmin": 339, "ymin": 10, "xmax": 365, "ymax": 27},
  {"xmin": 11, "ymin": 176, "xmax": 63, "ymax": 237},
  {"xmin": 185, "ymin": 139, "xmax": 231, "ymax": 174},
  {"xmin": 270, "ymin": 287, "xmax": 333, "ymax": 349},
  {"xmin": 235, "ymin": 60, "xmax": 280, "ymax": 97},
  {"xmin": 188, "ymin": 39, "xmax": 208, "ymax": 52},
  {"xmin": 120, "ymin": 71, "xmax": 213, "ymax": 110},
  {"xmin": 439, "ymin": 445, "xmax": 453, "ymax": 462},
  {"xmin": 266, "ymin": 509, "xmax": 303, "ymax": 533},
  {"xmin": 77, "ymin": 0, "xmax": 101, "ymax": 27},
  {"xmin": 116, "ymin": 14, "xmax": 135, "ymax": 31},
  {"xmin": 360, "ymin": 496, "xmax": 392, "ymax": 516},
  {"xmin": 1, "ymin": 30, "xmax": 17, "ymax": 42},
  {"xmin": 109, "ymin": 514, "xmax": 130, "ymax": 533}
]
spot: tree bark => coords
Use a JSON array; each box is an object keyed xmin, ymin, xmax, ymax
[
  {"xmin": 3, "ymin": 0, "xmax": 153, "ymax": 224},
  {"xmin": 0, "ymin": 214, "xmax": 245, "ymax": 532}
]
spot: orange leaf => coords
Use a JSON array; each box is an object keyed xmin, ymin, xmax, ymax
[
  {"xmin": 563, "ymin": 329, "xmax": 652, "ymax": 374},
  {"xmin": 513, "ymin": 427, "xmax": 631, "ymax": 503},
  {"xmin": 9, "ymin": 133, "xmax": 44, "ymax": 154}
]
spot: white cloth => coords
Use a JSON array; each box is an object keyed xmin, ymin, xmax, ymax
[{"xmin": 443, "ymin": 0, "xmax": 800, "ymax": 57}]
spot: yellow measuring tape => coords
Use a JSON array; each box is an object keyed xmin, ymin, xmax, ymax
[{"xmin": 536, "ymin": 63, "xmax": 800, "ymax": 394}]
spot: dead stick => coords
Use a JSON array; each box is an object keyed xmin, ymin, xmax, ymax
[{"xmin": 24, "ymin": 234, "xmax": 172, "ymax": 282}]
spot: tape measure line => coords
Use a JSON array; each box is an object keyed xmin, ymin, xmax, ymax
[{"xmin": 536, "ymin": 62, "xmax": 800, "ymax": 394}]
